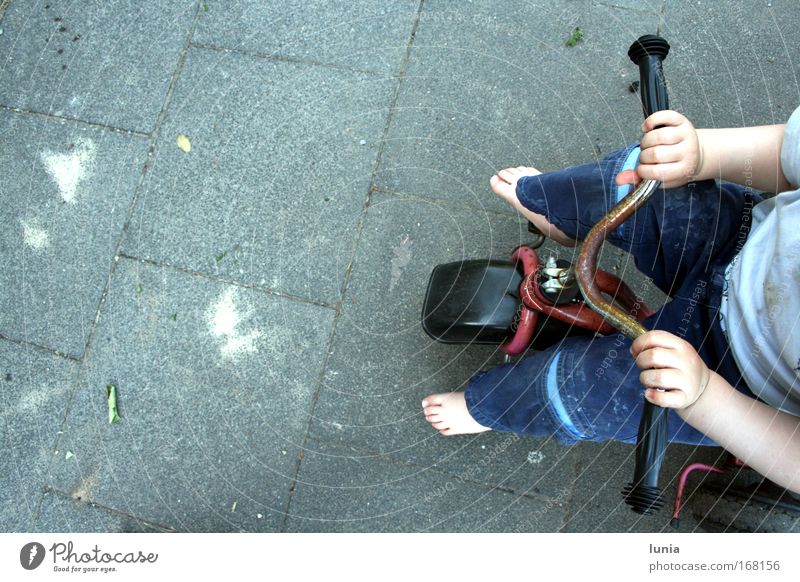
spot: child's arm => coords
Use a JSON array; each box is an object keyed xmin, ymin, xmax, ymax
[
  {"xmin": 616, "ymin": 110, "xmax": 791, "ymax": 193},
  {"xmin": 631, "ymin": 330, "xmax": 800, "ymax": 494},
  {"xmin": 694, "ymin": 124, "xmax": 790, "ymax": 193}
]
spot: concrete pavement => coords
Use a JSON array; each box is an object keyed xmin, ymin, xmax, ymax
[{"xmin": 2, "ymin": 0, "xmax": 798, "ymax": 533}]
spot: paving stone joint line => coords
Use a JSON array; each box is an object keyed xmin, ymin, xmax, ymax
[{"xmin": 277, "ymin": 0, "xmax": 428, "ymax": 532}]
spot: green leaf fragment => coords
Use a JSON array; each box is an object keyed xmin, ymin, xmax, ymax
[
  {"xmin": 106, "ymin": 384, "xmax": 121, "ymax": 424},
  {"xmin": 65, "ymin": 451, "xmax": 74, "ymax": 460},
  {"xmin": 566, "ymin": 26, "xmax": 584, "ymax": 47},
  {"xmin": 136, "ymin": 285, "xmax": 143, "ymax": 294},
  {"xmin": 171, "ymin": 312, "xmax": 177, "ymax": 321},
  {"xmin": 202, "ymin": 0, "xmax": 209, "ymax": 12},
  {"xmin": 215, "ymin": 251, "xmax": 226, "ymax": 263}
]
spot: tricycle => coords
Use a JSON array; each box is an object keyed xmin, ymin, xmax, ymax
[{"xmin": 421, "ymin": 34, "xmax": 800, "ymax": 531}]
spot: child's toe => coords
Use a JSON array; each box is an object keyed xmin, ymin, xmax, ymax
[
  {"xmin": 497, "ymin": 168, "xmax": 517, "ymax": 183},
  {"xmin": 517, "ymin": 165, "xmax": 541, "ymax": 175},
  {"xmin": 422, "ymin": 394, "xmax": 446, "ymax": 407}
]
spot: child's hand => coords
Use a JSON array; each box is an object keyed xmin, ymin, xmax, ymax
[
  {"xmin": 630, "ymin": 330, "xmax": 711, "ymax": 409},
  {"xmin": 615, "ymin": 110, "xmax": 703, "ymax": 189}
]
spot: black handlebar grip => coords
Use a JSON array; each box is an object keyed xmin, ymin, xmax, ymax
[
  {"xmin": 623, "ymin": 401, "xmax": 669, "ymax": 514},
  {"xmin": 622, "ymin": 34, "xmax": 671, "ymax": 516},
  {"xmin": 628, "ymin": 35, "xmax": 670, "ymax": 119}
]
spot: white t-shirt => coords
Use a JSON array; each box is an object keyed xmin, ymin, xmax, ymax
[{"xmin": 721, "ymin": 106, "xmax": 800, "ymax": 416}]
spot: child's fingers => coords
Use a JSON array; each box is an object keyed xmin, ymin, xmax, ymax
[
  {"xmin": 639, "ymin": 144, "xmax": 683, "ymax": 165},
  {"xmin": 642, "ymin": 109, "xmax": 687, "ymax": 132},
  {"xmin": 640, "ymin": 125, "xmax": 683, "ymax": 149},
  {"xmin": 644, "ymin": 387, "xmax": 687, "ymax": 408},
  {"xmin": 635, "ymin": 161, "xmax": 687, "ymax": 184},
  {"xmin": 634, "ymin": 347, "xmax": 684, "ymax": 372},
  {"xmin": 630, "ymin": 330, "xmax": 682, "ymax": 357},
  {"xmin": 639, "ymin": 367, "xmax": 685, "ymax": 392},
  {"xmin": 614, "ymin": 169, "xmax": 640, "ymax": 186}
]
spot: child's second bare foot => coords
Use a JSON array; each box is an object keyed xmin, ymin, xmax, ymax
[
  {"xmin": 490, "ymin": 166, "xmax": 577, "ymax": 247},
  {"xmin": 422, "ymin": 392, "xmax": 491, "ymax": 436},
  {"xmin": 490, "ymin": 166, "xmax": 543, "ymax": 222}
]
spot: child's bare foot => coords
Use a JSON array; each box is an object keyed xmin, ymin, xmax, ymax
[
  {"xmin": 421, "ymin": 392, "xmax": 491, "ymax": 436},
  {"xmin": 490, "ymin": 166, "xmax": 577, "ymax": 247},
  {"xmin": 490, "ymin": 166, "xmax": 542, "ymax": 220}
]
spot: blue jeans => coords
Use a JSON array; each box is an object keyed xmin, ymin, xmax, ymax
[{"xmin": 465, "ymin": 145, "xmax": 760, "ymax": 446}]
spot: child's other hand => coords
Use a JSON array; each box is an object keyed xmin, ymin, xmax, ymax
[
  {"xmin": 615, "ymin": 110, "xmax": 703, "ymax": 189},
  {"xmin": 630, "ymin": 330, "xmax": 711, "ymax": 409}
]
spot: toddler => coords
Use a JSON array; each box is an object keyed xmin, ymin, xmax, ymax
[{"xmin": 423, "ymin": 108, "xmax": 800, "ymax": 494}]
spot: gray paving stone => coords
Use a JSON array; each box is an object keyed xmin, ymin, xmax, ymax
[
  {"xmin": 46, "ymin": 259, "xmax": 335, "ymax": 532},
  {"xmin": 564, "ymin": 440, "xmax": 726, "ymax": 532},
  {"xmin": 377, "ymin": 0, "xmax": 661, "ymax": 210},
  {"xmin": 124, "ymin": 47, "xmax": 398, "ymax": 305},
  {"xmin": 285, "ymin": 439, "xmax": 566, "ymax": 532},
  {"xmin": 661, "ymin": 0, "xmax": 800, "ymax": 130},
  {"xmin": 193, "ymin": 0, "xmax": 419, "ymax": 74},
  {"xmin": 593, "ymin": 0, "xmax": 664, "ymax": 11},
  {"xmin": 0, "ymin": 340, "xmax": 78, "ymax": 532},
  {"xmin": 0, "ymin": 0, "xmax": 197, "ymax": 133},
  {"xmin": 33, "ymin": 490, "xmax": 169, "ymax": 533},
  {"xmin": 0, "ymin": 111, "xmax": 149, "ymax": 358}
]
